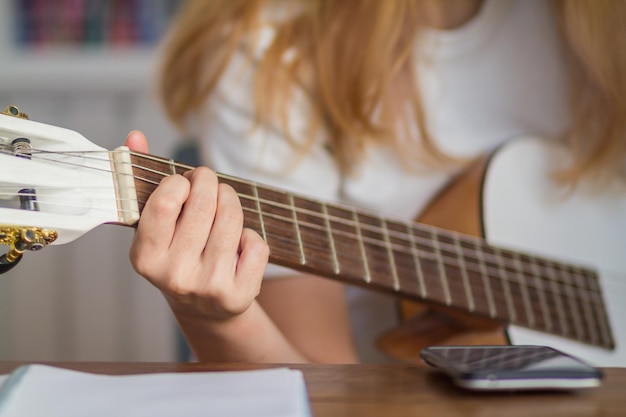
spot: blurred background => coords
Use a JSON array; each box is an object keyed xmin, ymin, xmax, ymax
[{"xmin": 0, "ymin": 0, "xmax": 187, "ymax": 362}]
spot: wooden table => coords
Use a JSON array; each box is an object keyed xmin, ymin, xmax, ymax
[{"xmin": 1, "ymin": 362, "xmax": 625, "ymax": 416}]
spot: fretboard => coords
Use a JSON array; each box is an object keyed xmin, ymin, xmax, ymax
[{"xmin": 128, "ymin": 152, "xmax": 615, "ymax": 351}]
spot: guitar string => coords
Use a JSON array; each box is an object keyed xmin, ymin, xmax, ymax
[
  {"xmin": 121, "ymin": 152, "xmax": 623, "ymax": 345},
  {"xmin": 135, "ymin": 154, "xmax": 590, "ymax": 310},
  {"xmin": 2, "ymin": 148, "xmax": 605, "ymax": 301},
  {"xmin": 3, "ymin": 147, "xmax": 590, "ymax": 274},
  {"xmin": 4, "ymin": 153, "xmax": 612, "ymax": 344},
  {"xmin": 2, "ymin": 148, "xmax": 613, "ymax": 330},
  {"xmin": 239, "ymin": 202, "xmax": 608, "ymax": 336},
  {"xmin": 0, "ymin": 148, "xmax": 599, "ymax": 266},
  {"xmin": 126, "ymin": 153, "xmax": 618, "ymax": 342},
  {"xmin": 0, "ymin": 189, "xmax": 138, "ymax": 212},
  {"xmin": 1, "ymin": 184, "xmax": 604, "ymax": 322},
  {"xmin": 123, "ymin": 154, "xmax": 620, "ymax": 338},
  {"xmin": 128, "ymin": 155, "xmax": 599, "ymax": 278},
  {"xmin": 1, "ymin": 147, "xmax": 601, "ymax": 284},
  {"xmin": 7, "ymin": 190, "xmax": 598, "ymax": 336},
  {"xmin": 0, "ymin": 181, "xmax": 600, "ymax": 294}
]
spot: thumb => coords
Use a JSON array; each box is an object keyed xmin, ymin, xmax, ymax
[{"xmin": 125, "ymin": 130, "xmax": 150, "ymax": 153}]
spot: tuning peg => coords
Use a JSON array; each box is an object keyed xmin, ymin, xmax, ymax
[
  {"xmin": 0, "ymin": 226, "xmax": 57, "ymax": 274},
  {"xmin": 3, "ymin": 105, "xmax": 29, "ymax": 119},
  {"xmin": 0, "ymin": 253, "xmax": 22, "ymax": 275}
]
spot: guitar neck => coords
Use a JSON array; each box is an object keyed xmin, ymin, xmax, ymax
[{"xmin": 127, "ymin": 151, "xmax": 615, "ymax": 350}]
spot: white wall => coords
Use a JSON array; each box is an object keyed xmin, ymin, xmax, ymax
[{"xmin": 0, "ymin": 83, "xmax": 182, "ymax": 362}]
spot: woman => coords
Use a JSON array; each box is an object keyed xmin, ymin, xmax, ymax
[{"xmin": 126, "ymin": 0, "xmax": 626, "ymax": 363}]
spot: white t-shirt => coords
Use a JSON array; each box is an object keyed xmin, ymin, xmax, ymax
[{"xmin": 196, "ymin": 0, "xmax": 570, "ymax": 362}]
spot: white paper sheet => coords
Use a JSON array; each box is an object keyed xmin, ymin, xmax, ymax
[{"xmin": 0, "ymin": 365, "xmax": 311, "ymax": 417}]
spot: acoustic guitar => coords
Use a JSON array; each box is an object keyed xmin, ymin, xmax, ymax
[{"xmin": 1, "ymin": 105, "xmax": 624, "ymax": 366}]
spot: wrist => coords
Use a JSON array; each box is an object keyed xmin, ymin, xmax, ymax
[
  {"xmin": 162, "ymin": 287, "xmax": 255, "ymax": 322},
  {"xmin": 171, "ymin": 298, "xmax": 258, "ymax": 336},
  {"xmin": 170, "ymin": 299, "xmax": 309, "ymax": 363}
]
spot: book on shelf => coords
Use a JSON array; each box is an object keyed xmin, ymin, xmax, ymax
[{"xmin": 13, "ymin": 0, "xmax": 184, "ymax": 49}]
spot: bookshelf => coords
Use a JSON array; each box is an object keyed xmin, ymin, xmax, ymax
[{"xmin": 0, "ymin": 0, "xmax": 184, "ymax": 92}]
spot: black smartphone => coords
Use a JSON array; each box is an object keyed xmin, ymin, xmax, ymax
[{"xmin": 420, "ymin": 345, "xmax": 603, "ymax": 391}]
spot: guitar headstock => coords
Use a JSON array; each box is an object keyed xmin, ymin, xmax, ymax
[{"xmin": 0, "ymin": 105, "xmax": 139, "ymax": 273}]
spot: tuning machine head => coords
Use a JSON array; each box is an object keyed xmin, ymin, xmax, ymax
[
  {"xmin": 0, "ymin": 226, "xmax": 58, "ymax": 274},
  {"xmin": 3, "ymin": 105, "xmax": 29, "ymax": 120}
]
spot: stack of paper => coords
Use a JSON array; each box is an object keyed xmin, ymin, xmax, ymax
[{"xmin": 0, "ymin": 364, "xmax": 311, "ymax": 417}]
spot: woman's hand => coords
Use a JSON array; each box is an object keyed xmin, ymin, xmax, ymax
[
  {"xmin": 122, "ymin": 131, "xmax": 355, "ymax": 364},
  {"xmin": 125, "ymin": 131, "xmax": 269, "ymax": 323}
]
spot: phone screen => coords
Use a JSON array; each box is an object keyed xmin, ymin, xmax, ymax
[{"xmin": 420, "ymin": 345, "xmax": 603, "ymax": 391}]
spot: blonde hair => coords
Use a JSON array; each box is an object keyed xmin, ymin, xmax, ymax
[
  {"xmin": 551, "ymin": 0, "xmax": 626, "ymax": 184},
  {"xmin": 160, "ymin": 0, "xmax": 626, "ymax": 183}
]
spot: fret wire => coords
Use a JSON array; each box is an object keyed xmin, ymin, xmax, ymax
[
  {"xmin": 322, "ymin": 203, "xmax": 340, "ymax": 275},
  {"xmin": 577, "ymin": 272, "xmax": 599, "ymax": 345},
  {"xmin": 129, "ymin": 155, "xmax": 604, "ymax": 309},
  {"xmin": 528, "ymin": 256, "xmax": 553, "ymax": 332},
  {"xmin": 248, "ymin": 197, "xmax": 564, "ymax": 330},
  {"xmin": 33, "ymin": 150, "xmax": 613, "ymax": 345},
  {"xmin": 237, "ymin": 203, "xmax": 601, "ymax": 310},
  {"xmin": 392, "ymin": 240, "xmax": 514, "ymax": 313},
  {"xmin": 587, "ymin": 272, "xmax": 612, "ymax": 346},
  {"xmin": 351, "ymin": 209, "xmax": 372, "ymax": 283},
  {"xmin": 493, "ymin": 247, "xmax": 517, "ymax": 323},
  {"xmin": 557, "ymin": 264, "xmax": 585, "ymax": 341},
  {"xmin": 237, "ymin": 191, "xmax": 593, "ymax": 290},
  {"xmin": 595, "ymin": 287, "xmax": 614, "ymax": 347},
  {"xmin": 382, "ymin": 219, "xmax": 400, "ymax": 291},
  {"xmin": 431, "ymin": 229, "xmax": 452, "ymax": 306},
  {"xmin": 158, "ymin": 159, "xmax": 585, "ymax": 282},
  {"xmin": 473, "ymin": 241, "xmax": 497, "ymax": 318},
  {"xmin": 168, "ymin": 159, "xmax": 176, "ymax": 175},
  {"xmin": 133, "ymin": 154, "xmax": 595, "ymax": 293},
  {"xmin": 122, "ymin": 156, "xmax": 608, "ymax": 342},
  {"xmin": 243, "ymin": 207, "xmax": 521, "ymax": 318},
  {"xmin": 288, "ymin": 193, "xmax": 306, "ymax": 265},
  {"xmin": 583, "ymin": 275, "xmax": 613, "ymax": 343},
  {"xmin": 453, "ymin": 234, "xmax": 475, "ymax": 312},
  {"xmin": 433, "ymin": 222, "xmax": 581, "ymax": 287},
  {"xmin": 251, "ymin": 184, "xmax": 266, "ymax": 241},
  {"xmin": 533, "ymin": 258, "xmax": 604, "ymax": 304},
  {"xmin": 512, "ymin": 252, "xmax": 535, "ymax": 327},
  {"xmin": 407, "ymin": 224, "xmax": 427, "ymax": 298},
  {"xmin": 51, "ymin": 148, "xmax": 606, "ymax": 342},
  {"xmin": 121, "ymin": 153, "xmax": 591, "ymax": 282},
  {"xmin": 357, "ymin": 213, "xmax": 399, "ymax": 289},
  {"xmin": 129, "ymin": 159, "xmax": 604, "ymax": 322},
  {"xmin": 513, "ymin": 256, "xmax": 594, "ymax": 337},
  {"xmin": 544, "ymin": 263, "xmax": 570, "ymax": 336}
]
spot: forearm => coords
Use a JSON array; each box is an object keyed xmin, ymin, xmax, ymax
[{"xmin": 173, "ymin": 300, "xmax": 310, "ymax": 363}]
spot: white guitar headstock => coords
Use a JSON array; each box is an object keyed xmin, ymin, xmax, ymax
[{"xmin": 0, "ymin": 105, "xmax": 138, "ymax": 272}]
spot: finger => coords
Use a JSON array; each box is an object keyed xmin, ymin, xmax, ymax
[
  {"xmin": 170, "ymin": 167, "xmax": 219, "ymax": 258},
  {"xmin": 234, "ymin": 228, "xmax": 269, "ymax": 297},
  {"xmin": 200, "ymin": 227, "xmax": 268, "ymax": 317},
  {"xmin": 202, "ymin": 183, "xmax": 245, "ymax": 276},
  {"xmin": 132, "ymin": 174, "xmax": 190, "ymax": 270},
  {"xmin": 125, "ymin": 130, "xmax": 150, "ymax": 153}
]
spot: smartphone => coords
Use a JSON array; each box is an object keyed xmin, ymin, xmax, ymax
[{"xmin": 420, "ymin": 345, "xmax": 603, "ymax": 391}]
